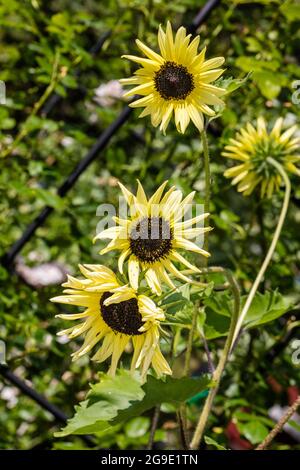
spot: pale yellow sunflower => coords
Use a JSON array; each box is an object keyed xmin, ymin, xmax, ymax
[
  {"xmin": 51, "ymin": 264, "xmax": 171, "ymax": 378},
  {"xmin": 94, "ymin": 180, "xmax": 211, "ymax": 295},
  {"xmin": 222, "ymin": 117, "xmax": 300, "ymax": 198},
  {"xmin": 120, "ymin": 21, "xmax": 225, "ymax": 134}
]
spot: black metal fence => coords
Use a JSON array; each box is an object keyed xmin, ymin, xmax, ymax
[{"xmin": 0, "ymin": 0, "xmax": 222, "ymax": 447}]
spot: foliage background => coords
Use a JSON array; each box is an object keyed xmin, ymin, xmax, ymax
[{"xmin": 0, "ymin": 0, "xmax": 300, "ymax": 450}]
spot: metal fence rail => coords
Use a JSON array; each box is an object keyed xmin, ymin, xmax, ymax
[{"xmin": 0, "ymin": 0, "xmax": 222, "ymax": 447}]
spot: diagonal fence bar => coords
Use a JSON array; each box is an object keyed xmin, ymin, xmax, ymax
[
  {"xmin": 41, "ymin": 30, "xmax": 111, "ymax": 117},
  {"xmin": 190, "ymin": 0, "xmax": 221, "ymax": 33},
  {"xmin": 0, "ymin": 0, "xmax": 222, "ymax": 443},
  {"xmin": 0, "ymin": 364, "xmax": 95, "ymax": 447}
]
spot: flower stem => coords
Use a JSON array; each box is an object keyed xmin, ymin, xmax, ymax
[
  {"xmin": 230, "ymin": 158, "xmax": 291, "ymax": 350},
  {"xmin": 190, "ymin": 267, "xmax": 240, "ymax": 449},
  {"xmin": 182, "ymin": 128, "xmax": 211, "ymax": 376},
  {"xmin": 184, "ymin": 301, "xmax": 200, "ymax": 376},
  {"xmin": 256, "ymin": 395, "xmax": 300, "ymax": 450},
  {"xmin": 201, "ymin": 129, "xmax": 211, "ymax": 254}
]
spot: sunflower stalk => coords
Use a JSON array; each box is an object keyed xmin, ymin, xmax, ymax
[
  {"xmin": 201, "ymin": 128, "xmax": 211, "ymax": 254},
  {"xmin": 190, "ymin": 267, "xmax": 240, "ymax": 449},
  {"xmin": 178, "ymin": 128, "xmax": 212, "ymax": 444},
  {"xmin": 230, "ymin": 158, "xmax": 291, "ymax": 350},
  {"xmin": 182, "ymin": 128, "xmax": 211, "ymax": 374},
  {"xmin": 184, "ymin": 300, "xmax": 200, "ymax": 376}
]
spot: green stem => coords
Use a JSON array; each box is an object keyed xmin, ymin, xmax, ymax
[
  {"xmin": 181, "ymin": 129, "xmax": 211, "ymax": 378},
  {"xmin": 201, "ymin": 129, "xmax": 211, "ymax": 255},
  {"xmin": 184, "ymin": 301, "xmax": 200, "ymax": 376},
  {"xmin": 230, "ymin": 158, "xmax": 291, "ymax": 350},
  {"xmin": 180, "ymin": 130, "xmax": 211, "ymax": 445},
  {"xmin": 190, "ymin": 267, "xmax": 240, "ymax": 449}
]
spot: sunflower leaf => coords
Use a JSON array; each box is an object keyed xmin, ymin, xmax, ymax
[
  {"xmin": 217, "ymin": 72, "xmax": 252, "ymax": 95},
  {"xmin": 54, "ymin": 371, "xmax": 143, "ymax": 437},
  {"xmin": 55, "ymin": 371, "xmax": 211, "ymax": 437},
  {"xmin": 113, "ymin": 373, "xmax": 211, "ymax": 425},
  {"xmin": 204, "ymin": 436, "xmax": 227, "ymax": 450},
  {"xmin": 203, "ymin": 290, "xmax": 292, "ymax": 339},
  {"xmin": 237, "ymin": 420, "xmax": 269, "ymax": 445}
]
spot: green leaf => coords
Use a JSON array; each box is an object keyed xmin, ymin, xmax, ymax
[
  {"xmin": 203, "ymin": 290, "xmax": 291, "ymax": 339},
  {"xmin": 242, "ymin": 290, "xmax": 291, "ymax": 329},
  {"xmin": 114, "ymin": 374, "xmax": 211, "ymax": 424},
  {"xmin": 236, "ymin": 56, "xmax": 280, "ymax": 73},
  {"xmin": 204, "ymin": 436, "xmax": 227, "ymax": 450},
  {"xmin": 55, "ymin": 371, "xmax": 144, "ymax": 437},
  {"xmin": 165, "ymin": 302, "xmax": 194, "ymax": 327},
  {"xmin": 253, "ymin": 71, "xmax": 282, "ymax": 99},
  {"xmin": 234, "ymin": 410, "xmax": 274, "ymax": 427},
  {"xmin": 161, "ymin": 283, "xmax": 191, "ymax": 314},
  {"xmin": 289, "ymin": 420, "xmax": 300, "ymax": 432},
  {"xmin": 56, "ymin": 371, "xmax": 211, "ymax": 437},
  {"xmin": 203, "ymin": 293, "xmax": 232, "ymax": 339},
  {"xmin": 217, "ymin": 73, "xmax": 252, "ymax": 95},
  {"xmin": 237, "ymin": 421, "xmax": 269, "ymax": 445},
  {"xmin": 280, "ymin": 1, "xmax": 300, "ymax": 21},
  {"xmin": 164, "ymin": 283, "xmax": 212, "ymax": 324},
  {"xmin": 125, "ymin": 417, "xmax": 150, "ymax": 438},
  {"xmin": 34, "ymin": 188, "xmax": 65, "ymax": 210}
]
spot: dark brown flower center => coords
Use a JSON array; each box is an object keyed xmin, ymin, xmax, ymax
[
  {"xmin": 100, "ymin": 292, "xmax": 144, "ymax": 336},
  {"xmin": 154, "ymin": 61, "xmax": 194, "ymax": 100},
  {"xmin": 129, "ymin": 216, "xmax": 173, "ymax": 264}
]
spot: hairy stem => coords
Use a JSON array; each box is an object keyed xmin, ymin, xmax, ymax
[
  {"xmin": 184, "ymin": 129, "xmax": 211, "ymax": 373},
  {"xmin": 190, "ymin": 267, "xmax": 240, "ymax": 449},
  {"xmin": 230, "ymin": 158, "xmax": 291, "ymax": 350},
  {"xmin": 201, "ymin": 129, "xmax": 211, "ymax": 254},
  {"xmin": 179, "ymin": 301, "xmax": 200, "ymax": 446},
  {"xmin": 256, "ymin": 395, "xmax": 300, "ymax": 450},
  {"xmin": 184, "ymin": 301, "xmax": 200, "ymax": 376}
]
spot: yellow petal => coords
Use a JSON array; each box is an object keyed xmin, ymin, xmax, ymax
[
  {"xmin": 173, "ymin": 237, "xmax": 210, "ymax": 257},
  {"xmin": 187, "ymin": 104, "xmax": 204, "ymax": 132},
  {"xmin": 108, "ymin": 335, "xmax": 130, "ymax": 376},
  {"xmin": 118, "ymin": 248, "xmax": 130, "ymax": 274},
  {"xmin": 121, "ymin": 54, "xmax": 160, "ymax": 70},
  {"xmin": 145, "ymin": 267, "xmax": 162, "ymax": 295},
  {"xmin": 128, "ymin": 256, "xmax": 140, "ymax": 291},
  {"xmin": 135, "ymin": 39, "xmax": 164, "ymax": 64}
]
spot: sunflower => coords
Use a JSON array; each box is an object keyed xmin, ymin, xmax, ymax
[
  {"xmin": 51, "ymin": 264, "xmax": 171, "ymax": 378},
  {"xmin": 222, "ymin": 117, "xmax": 300, "ymax": 198},
  {"xmin": 95, "ymin": 180, "xmax": 211, "ymax": 295},
  {"xmin": 120, "ymin": 21, "xmax": 225, "ymax": 134}
]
